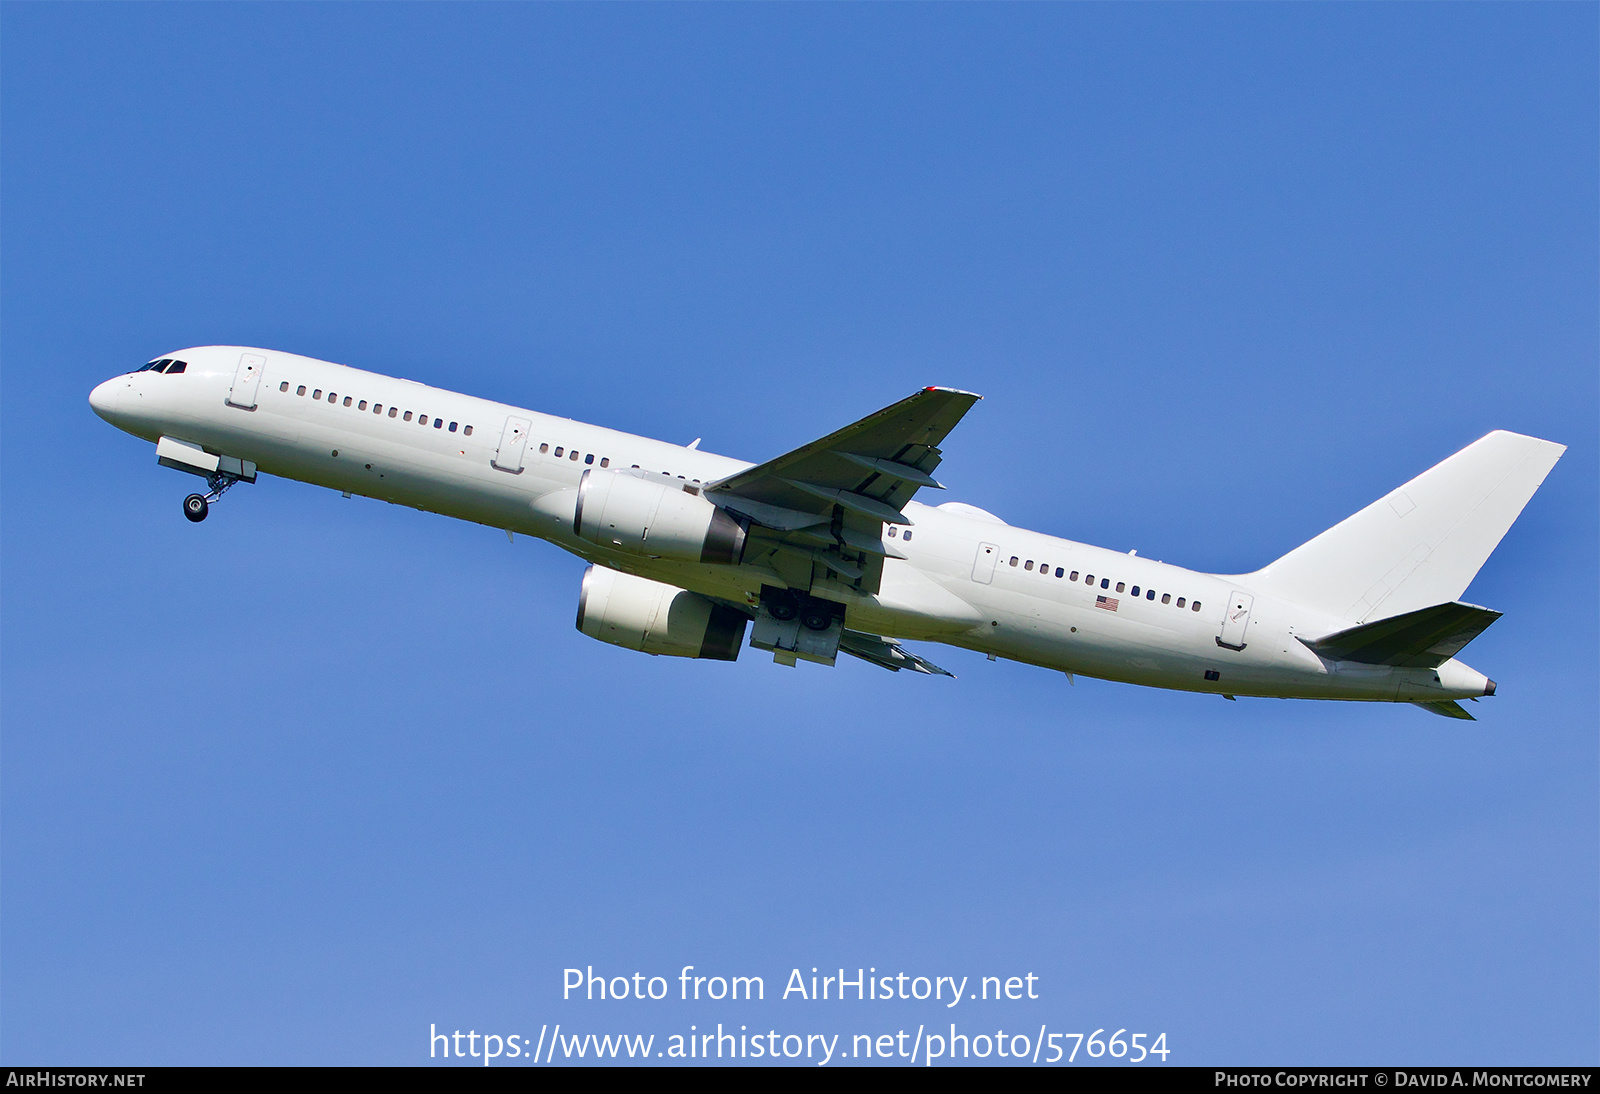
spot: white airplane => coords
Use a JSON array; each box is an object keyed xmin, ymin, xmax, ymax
[{"xmin": 90, "ymin": 346, "xmax": 1565, "ymax": 718}]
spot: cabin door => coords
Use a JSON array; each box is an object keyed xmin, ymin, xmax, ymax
[
  {"xmin": 492, "ymin": 417, "xmax": 532, "ymax": 473},
  {"xmin": 226, "ymin": 352, "xmax": 266, "ymax": 410},
  {"xmin": 1216, "ymin": 591, "xmax": 1254, "ymax": 651}
]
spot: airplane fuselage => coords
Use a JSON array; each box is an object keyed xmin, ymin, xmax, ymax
[{"xmin": 90, "ymin": 346, "xmax": 1501, "ymax": 706}]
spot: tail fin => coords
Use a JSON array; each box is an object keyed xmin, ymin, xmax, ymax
[{"xmin": 1245, "ymin": 430, "xmax": 1565, "ymax": 622}]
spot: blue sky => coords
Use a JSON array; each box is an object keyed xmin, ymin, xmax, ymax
[{"xmin": 2, "ymin": 4, "xmax": 1594, "ymax": 1066}]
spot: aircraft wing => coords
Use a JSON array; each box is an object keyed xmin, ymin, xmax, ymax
[
  {"xmin": 706, "ymin": 386, "xmax": 980, "ymax": 528},
  {"xmin": 704, "ymin": 387, "xmax": 981, "ymax": 593},
  {"xmin": 839, "ymin": 630, "xmax": 956, "ymax": 677}
]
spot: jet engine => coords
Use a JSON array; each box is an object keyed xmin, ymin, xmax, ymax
[
  {"xmin": 576, "ymin": 564, "xmax": 748, "ymax": 661},
  {"xmin": 570, "ymin": 469, "xmax": 747, "ymax": 565}
]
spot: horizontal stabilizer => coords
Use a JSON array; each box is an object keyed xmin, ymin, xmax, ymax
[
  {"xmin": 839, "ymin": 631, "xmax": 955, "ymax": 677},
  {"xmin": 1412, "ymin": 700, "xmax": 1476, "ymax": 721},
  {"xmin": 1300, "ymin": 601, "xmax": 1501, "ymax": 668}
]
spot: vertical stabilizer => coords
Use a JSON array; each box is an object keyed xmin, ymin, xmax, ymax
[{"xmin": 1243, "ymin": 430, "xmax": 1564, "ymax": 621}]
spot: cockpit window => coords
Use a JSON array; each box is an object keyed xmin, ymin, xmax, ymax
[{"xmin": 136, "ymin": 358, "xmax": 187, "ymax": 374}]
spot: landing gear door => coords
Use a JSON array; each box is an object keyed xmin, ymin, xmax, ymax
[
  {"xmin": 492, "ymin": 416, "xmax": 532, "ymax": 473},
  {"xmin": 971, "ymin": 542, "xmax": 1000, "ymax": 584},
  {"xmin": 227, "ymin": 352, "xmax": 266, "ymax": 410},
  {"xmin": 1216, "ymin": 591, "xmax": 1254, "ymax": 651}
]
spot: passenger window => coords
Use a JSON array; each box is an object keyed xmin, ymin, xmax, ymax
[
  {"xmin": 279, "ymin": 382, "xmax": 289, "ymax": 392},
  {"xmin": 1116, "ymin": 582, "xmax": 1126, "ymax": 593},
  {"xmin": 374, "ymin": 404, "xmax": 382, "ymax": 414},
  {"xmin": 403, "ymin": 411, "xmax": 413, "ymax": 422},
  {"xmin": 1055, "ymin": 567, "xmax": 1064, "ymax": 578},
  {"xmin": 1192, "ymin": 601, "xmax": 1201, "ymax": 612},
  {"xmin": 419, "ymin": 415, "xmax": 428, "ymax": 426},
  {"xmin": 1025, "ymin": 561, "xmax": 1034, "ymax": 571},
  {"xmin": 1069, "ymin": 571, "xmax": 1078, "ymax": 581},
  {"xmin": 434, "ymin": 418, "xmax": 443, "ymax": 429},
  {"xmin": 359, "ymin": 400, "xmax": 367, "ymax": 410},
  {"xmin": 887, "ymin": 527, "xmax": 897, "ymax": 538},
  {"xmin": 1084, "ymin": 574, "xmax": 1093, "ymax": 584},
  {"xmin": 328, "ymin": 392, "xmax": 337, "ymax": 403},
  {"xmin": 389, "ymin": 407, "xmax": 398, "ymax": 417},
  {"xmin": 1131, "ymin": 585, "xmax": 1140, "ymax": 596},
  {"xmin": 313, "ymin": 389, "xmax": 322, "ymax": 399},
  {"xmin": 539, "ymin": 443, "xmax": 549, "ymax": 453},
  {"xmin": 600, "ymin": 458, "xmax": 609, "ymax": 467},
  {"xmin": 1101, "ymin": 578, "xmax": 1110, "ymax": 589},
  {"xmin": 1146, "ymin": 589, "xmax": 1155, "ymax": 600},
  {"xmin": 463, "ymin": 425, "xmax": 472, "ymax": 436},
  {"xmin": 1161, "ymin": 593, "xmax": 1171, "ymax": 604},
  {"xmin": 902, "ymin": 531, "xmax": 912, "ymax": 542},
  {"xmin": 1009, "ymin": 556, "xmax": 1019, "ymax": 567},
  {"xmin": 297, "ymin": 386, "xmax": 307, "ymax": 396},
  {"xmin": 1177, "ymin": 597, "xmax": 1185, "ymax": 608},
  {"xmin": 449, "ymin": 422, "xmax": 457, "ymax": 432},
  {"xmin": 166, "ymin": 361, "xmax": 186, "ymax": 374},
  {"xmin": 584, "ymin": 453, "xmax": 594, "ymax": 464},
  {"xmin": 570, "ymin": 450, "xmax": 579, "ymax": 461},
  {"xmin": 554, "ymin": 447, "xmax": 563, "ymax": 457},
  {"xmin": 343, "ymin": 396, "xmax": 352, "ymax": 407}
]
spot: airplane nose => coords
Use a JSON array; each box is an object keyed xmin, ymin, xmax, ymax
[{"xmin": 89, "ymin": 378, "xmax": 121, "ymax": 422}]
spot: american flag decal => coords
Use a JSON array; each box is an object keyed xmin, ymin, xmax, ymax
[{"xmin": 1095, "ymin": 595, "xmax": 1119, "ymax": 612}]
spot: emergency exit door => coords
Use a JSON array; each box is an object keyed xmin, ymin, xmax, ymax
[{"xmin": 971, "ymin": 542, "xmax": 1000, "ymax": 584}]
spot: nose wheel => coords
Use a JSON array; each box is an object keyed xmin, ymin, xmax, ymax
[{"xmin": 181, "ymin": 470, "xmax": 242, "ymax": 524}]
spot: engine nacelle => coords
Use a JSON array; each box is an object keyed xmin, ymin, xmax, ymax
[
  {"xmin": 572, "ymin": 469, "xmax": 746, "ymax": 565},
  {"xmin": 576, "ymin": 565, "xmax": 748, "ymax": 661}
]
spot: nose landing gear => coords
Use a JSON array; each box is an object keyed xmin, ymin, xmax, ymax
[{"xmin": 181, "ymin": 470, "xmax": 243, "ymax": 523}]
